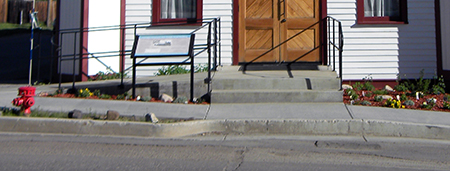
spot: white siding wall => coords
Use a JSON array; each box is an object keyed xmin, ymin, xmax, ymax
[
  {"xmin": 328, "ymin": 0, "xmax": 437, "ymax": 80},
  {"xmin": 88, "ymin": 0, "xmax": 121, "ymax": 75},
  {"xmin": 124, "ymin": 0, "xmax": 233, "ymax": 77}
]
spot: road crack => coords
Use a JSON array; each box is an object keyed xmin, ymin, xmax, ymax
[{"xmin": 223, "ymin": 147, "xmax": 248, "ymax": 171}]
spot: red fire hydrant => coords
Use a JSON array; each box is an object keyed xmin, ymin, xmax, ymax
[{"xmin": 12, "ymin": 86, "xmax": 36, "ymax": 115}]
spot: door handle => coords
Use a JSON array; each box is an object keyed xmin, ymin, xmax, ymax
[
  {"xmin": 278, "ymin": 0, "xmax": 286, "ymax": 21},
  {"xmin": 278, "ymin": 0, "xmax": 281, "ymax": 21}
]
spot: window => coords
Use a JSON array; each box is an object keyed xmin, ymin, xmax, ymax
[
  {"xmin": 152, "ymin": 0, "xmax": 203, "ymax": 25},
  {"xmin": 357, "ymin": 0, "xmax": 408, "ymax": 24}
]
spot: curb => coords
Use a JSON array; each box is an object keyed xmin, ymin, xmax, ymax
[{"xmin": 1, "ymin": 117, "xmax": 450, "ymax": 140}]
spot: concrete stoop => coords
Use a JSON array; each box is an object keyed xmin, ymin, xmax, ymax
[{"xmin": 211, "ymin": 68, "xmax": 343, "ymax": 103}]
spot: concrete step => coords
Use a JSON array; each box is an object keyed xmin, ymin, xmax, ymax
[
  {"xmin": 211, "ymin": 89, "xmax": 343, "ymax": 103},
  {"xmin": 210, "ymin": 67, "xmax": 342, "ymax": 103},
  {"xmin": 212, "ymin": 77, "xmax": 340, "ymax": 90}
]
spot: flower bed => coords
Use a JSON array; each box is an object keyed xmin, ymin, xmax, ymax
[
  {"xmin": 343, "ymin": 88, "xmax": 450, "ymax": 112},
  {"xmin": 343, "ymin": 73, "xmax": 450, "ymax": 112},
  {"xmin": 40, "ymin": 88, "xmax": 209, "ymax": 105}
]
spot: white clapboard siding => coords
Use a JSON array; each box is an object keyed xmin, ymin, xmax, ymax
[
  {"xmin": 124, "ymin": 0, "xmax": 233, "ymax": 77},
  {"xmin": 87, "ymin": 0, "xmax": 122, "ymax": 75},
  {"xmin": 328, "ymin": 0, "xmax": 437, "ymax": 80}
]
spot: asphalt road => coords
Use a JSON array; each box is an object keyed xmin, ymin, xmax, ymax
[{"xmin": 0, "ymin": 133, "xmax": 449, "ymax": 171}]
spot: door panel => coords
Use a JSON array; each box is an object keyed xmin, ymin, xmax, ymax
[
  {"xmin": 282, "ymin": 0, "xmax": 320, "ymax": 62},
  {"xmin": 246, "ymin": 30, "xmax": 273, "ymax": 49},
  {"xmin": 246, "ymin": 0, "xmax": 272, "ymax": 18},
  {"xmin": 287, "ymin": 29, "xmax": 314, "ymax": 49},
  {"xmin": 239, "ymin": 0, "xmax": 278, "ymax": 62},
  {"xmin": 239, "ymin": 0, "xmax": 320, "ymax": 63},
  {"xmin": 287, "ymin": 0, "xmax": 314, "ymax": 18}
]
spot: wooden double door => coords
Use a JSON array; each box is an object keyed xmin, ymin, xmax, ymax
[{"xmin": 239, "ymin": 0, "xmax": 321, "ymax": 63}]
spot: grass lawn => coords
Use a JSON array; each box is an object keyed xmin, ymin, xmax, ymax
[{"xmin": 0, "ymin": 22, "xmax": 52, "ymax": 30}]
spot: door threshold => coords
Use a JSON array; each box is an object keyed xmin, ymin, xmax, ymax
[{"xmin": 238, "ymin": 62, "xmax": 321, "ymax": 71}]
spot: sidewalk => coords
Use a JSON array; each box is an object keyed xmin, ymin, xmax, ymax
[
  {"xmin": 2, "ymin": 83, "xmax": 449, "ymax": 125},
  {"xmin": 1, "ymin": 77, "xmax": 450, "ymax": 139}
]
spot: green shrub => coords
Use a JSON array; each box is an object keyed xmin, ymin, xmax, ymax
[
  {"xmin": 396, "ymin": 70, "xmax": 436, "ymax": 94},
  {"xmin": 421, "ymin": 102, "xmax": 435, "ymax": 109},
  {"xmin": 363, "ymin": 82, "xmax": 375, "ymax": 91},
  {"xmin": 345, "ymin": 88, "xmax": 354, "ymax": 95},
  {"xmin": 93, "ymin": 89, "xmax": 101, "ymax": 97},
  {"xmin": 352, "ymin": 100, "xmax": 361, "ymax": 105},
  {"xmin": 173, "ymin": 96, "xmax": 188, "ymax": 103},
  {"xmin": 345, "ymin": 89, "xmax": 359, "ymax": 100},
  {"xmin": 415, "ymin": 70, "xmax": 431, "ymax": 93},
  {"xmin": 445, "ymin": 95, "xmax": 450, "ymax": 102},
  {"xmin": 364, "ymin": 92, "xmax": 373, "ymax": 97},
  {"xmin": 361, "ymin": 101, "xmax": 371, "ymax": 106},
  {"xmin": 156, "ymin": 65, "xmax": 190, "ymax": 76},
  {"xmin": 443, "ymin": 102, "xmax": 450, "ymax": 109},
  {"xmin": 352, "ymin": 82, "xmax": 363, "ymax": 91},
  {"xmin": 350, "ymin": 94, "xmax": 358, "ymax": 100},
  {"xmin": 141, "ymin": 96, "xmax": 152, "ymax": 101},
  {"xmin": 420, "ymin": 98, "xmax": 436, "ymax": 109},
  {"xmin": 116, "ymin": 94, "xmax": 126, "ymax": 100},
  {"xmin": 431, "ymin": 75, "xmax": 446, "ymax": 95},
  {"xmin": 394, "ymin": 84, "xmax": 409, "ymax": 92},
  {"xmin": 155, "ymin": 64, "xmax": 209, "ymax": 76},
  {"xmin": 403, "ymin": 100, "xmax": 415, "ymax": 106},
  {"xmin": 89, "ymin": 71, "xmax": 126, "ymax": 81},
  {"xmin": 194, "ymin": 64, "xmax": 209, "ymax": 73},
  {"xmin": 54, "ymin": 89, "xmax": 63, "ymax": 95},
  {"xmin": 400, "ymin": 94, "xmax": 407, "ymax": 101},
  {"xmin": 374, "ymin": 96, "xmax": 383, "ymax": 102},
  {"xmin": 373, "ymin": 89, "xmax": 388, "ymax": 95},
  {"xmin": 98, "ymin": 94, "xmax": 111, "ymax": 99}
]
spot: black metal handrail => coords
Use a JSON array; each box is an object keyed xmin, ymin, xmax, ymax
[
  {"xmin": 242, "ymin": 16, "xmax": 343, "ymax": 90},
  {"xmin": 327, "ymin": 16, "xmax": 344, "ymax": 90},
  {"xmin": 56, "ymin": 18, "xmax": 221, "ymax": 97}
]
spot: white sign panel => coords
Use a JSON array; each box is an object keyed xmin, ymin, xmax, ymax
[{"xmin": 133, "ymin": 34, "xmax": 194, "ymax": 57}]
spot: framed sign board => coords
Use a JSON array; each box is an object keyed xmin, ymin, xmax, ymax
[{"xmin": 132, "ymin": 34, "xmax": 195, "ymax": 57}]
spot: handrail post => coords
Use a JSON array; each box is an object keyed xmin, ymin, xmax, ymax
[
  {"xmin": 119, "ymin": 24, "xmax": 125, "ymax": 87},
  {"xmin": 213, "ymin": 18, "xmax": 218, "ymax": 70},
  {"xmin": 190, "ymin": 50, "xmax": 195, "ymax": 102},
  {"xmin": 333, "ymin": 19, "xmax": 336, "ymax": 72},
  {"xmin": 325, "ymin": 16, "xmax": 344, "ymax": 90},
  {"xmin": 58, "ymin": 33, "xmax": 63, "ymax": 90},
  {"xmin": 72, "ymin": 32, "xmax": 77, "ymax": 90},
  {"xmin": 218, "ymin": 17, "xmax": 222, "ymax": 66},
  {"xmin": 207, "ymin": 21, "xmax": 212, "ymax": 95},
  {"xmin": 132, "ymin": 55, "xmax": 136, "ymax": 99},
  {"xmin": 328, "ymin": 17, "xmax": 331, "ymax": 67},
  {"xmin": 339, "ymin": 21, "xmax": 343, "ymax": 90},
  {"xmin": 131, "ymin": 24, "xmax": 138, "ymax": 99}
]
